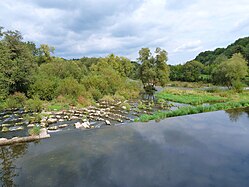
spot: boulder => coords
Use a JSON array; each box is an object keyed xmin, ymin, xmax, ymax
[
  {"xmin": 1, "ymin": 127, "xmax": 9, "ymax": 132},
  {"xmin": 105, "ymin": 120, "xmax": 111, "ymax": 125},
  {"xmin": 48, "ymin": 126, "xmax": 58, "ymax": 131},
  {"xmin": 82, "ymin": 122, "xmax": 90, "ymax": 129},
  {"xmin": 58, "ymin": 124, "xmax": 68, "ymax": 128},
  {"xmin": 39, "ymin": 128, "xmax": 50, "ymax": 138},
  {"xmin": 75, "ymin": 122, "xmax": 83, "ymax": 129},
  {"xmin": 71, "ymin": 116, "xmax": 78, "ymax": 120},
  {"xmin": 27, "ymin": 124, "xmax": 35, "ymax": 128},
  {"xmin": 47, "ymin": 118, "xmax": 57, "ymax": 124}
]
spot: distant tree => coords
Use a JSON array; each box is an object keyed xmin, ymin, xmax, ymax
[
  {"xmin": 212, "ymin": 53, "xmax": 248, "ymax": 88},
  {"xmin": 138, "ymin": 47, "xmax": 170, "ymax": 93},
  {"xmin": 183, "ymin": 60, "xmax": 204, "ymax": 82},
  {"xmin": 91, "ymin": 54, "xmax": 134, "ymax": 77},
  {"xmin": 37, "ymin": 44, "xmax": 55, "ymax": 65}
]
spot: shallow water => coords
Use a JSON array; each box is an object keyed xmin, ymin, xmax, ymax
[{"xmin": 0, "ymin": 107, "xmax": 249, "ymax": 187}]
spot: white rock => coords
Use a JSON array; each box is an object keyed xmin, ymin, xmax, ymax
[
  {"xmin": 121, "ymin": 106, "xmax": 127, "ymax": 110},
  {"xmin": 27, "ymin": 124, "xmax": 35, "ymax": 128},
  {"xmin": 82, "ymin": 121, "xmax": 90, "ymax": 129},
  {"xmin": 39, "ymin": 128, "xmax": 50, "ymax": 138},
  {"xmin": 75, "ymin": 122, "xmax": 83, "ymax": 129},
  {"xmin": 58, "ymin": 124, "xmax": 68, "ymax": 128},
  {"xmin": 47, "ymin": 118, "xmax": 57, "ymax": 124},
  {"xmin": 105, "ymin": 120, "xmax": 111, "ymax": 125}
]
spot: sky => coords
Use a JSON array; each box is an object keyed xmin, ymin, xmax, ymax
[{"xmin": 0, "ymin": 0, "xmax": 249, "ymax": 65}]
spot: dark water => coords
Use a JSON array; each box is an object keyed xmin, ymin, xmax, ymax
[{"xmin": 0, "ymin": 107, "xmax": 249, "ymax": 187}]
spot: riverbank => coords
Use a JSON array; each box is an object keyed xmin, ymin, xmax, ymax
[{"xmin": 135, "ymin": 88, "xmax": 249, "ymax": 122}]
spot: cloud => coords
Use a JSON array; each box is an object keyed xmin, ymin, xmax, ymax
[{"xmin": 0, "ymin": 0, "xmax": 249, "ymax": 64}]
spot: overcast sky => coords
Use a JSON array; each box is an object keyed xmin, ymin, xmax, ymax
[{"xmin": 0, "ymin": 0, "xmax": 249, "ymax": 64}]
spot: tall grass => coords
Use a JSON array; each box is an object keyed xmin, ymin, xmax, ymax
[
  {"xmin": 135, "ymin": 101, "xmax": 249, "ymax": 122},
  {"xmin": 156, "ymin": 92, "xmax": 227, "ymax": 105}
]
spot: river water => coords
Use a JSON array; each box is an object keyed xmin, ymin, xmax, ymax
[{"xmin": 0, "ymin": 107, "xmax": 249, "ymax": 187}]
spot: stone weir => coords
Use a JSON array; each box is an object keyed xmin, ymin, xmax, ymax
[{"xmin": 0, "ymin": 128, "xmax": 50, "ymax": 146}]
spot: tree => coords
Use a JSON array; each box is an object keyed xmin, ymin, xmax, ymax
[
  {"xmin": 183, "ymin": 60, "xmax": 204, "ymax": 82},
  {"xmin": 37, "ymin": 44, "xmax": 55, "ymax": 65},
  {"xmin": 0, "ymin": 29, "xmax": 37, "ymax": 95},
  {"xmin": 138, "ymin": 47, "xmax": 170, "ymax": 93},
  {"xmin": 212, "ymin": 53, "xmax": 248, "ymax": 88}
]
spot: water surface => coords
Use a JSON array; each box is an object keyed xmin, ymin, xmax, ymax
[{"xmin": 1, "ymin": 107, "xmax": 249, "ymax": 187}]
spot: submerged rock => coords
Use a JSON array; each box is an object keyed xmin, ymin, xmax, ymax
[{"xmin": 58, "ymin": 124, "xmax": 68, "ymax": 128}]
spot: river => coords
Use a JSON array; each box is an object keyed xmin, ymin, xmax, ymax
[{"xmin": 0, "ymin": 107, "xmax": 249, "ymax": 187}]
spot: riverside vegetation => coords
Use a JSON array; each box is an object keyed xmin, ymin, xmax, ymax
[{"xmin": 0, "ymin": 26, "xmax": 249, "ymax": 139}]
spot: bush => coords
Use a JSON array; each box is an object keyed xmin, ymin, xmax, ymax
[
  {"xmin": 77, "ymin": 95, "xmax": 92, "ymax": 107},
  {"xmin": 5, "ymin": 92, "xmax": 27, "ymax": 109},
  {"xmin": 25, "ymin": 97, "xmax": 43, "ymax": 112},
  {"xmin": 28, "ymin": 125, "xmax": 41, "ymax": 136},
  {"xmin": 122, "ymin": 103, "xmax": 131, "ymax": 111},
  {"xmin": 232, "ymin": 80, "xmax": 244, "ymax": 93},
  {"xmin": 56, "ymin": 77, "xmax": 85, "ymax": 98}
]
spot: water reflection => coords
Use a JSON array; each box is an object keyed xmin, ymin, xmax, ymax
[
  {"xmin": 0, "ymin": 107, "xmax": 249, "ymax": 187},
  {"xmin": 225, "ymin": 107, "xmax": 249, "ymax": 122},
  {"xmin": 0, "ymin": 143, "xmax": 28, "ymax": 187}
]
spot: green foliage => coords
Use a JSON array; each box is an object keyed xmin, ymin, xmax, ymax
[
  {"xmin": 138, "ymin": 47, "xmax": 170, "ymax": 91},
  {"xmin": 212, "ymin": 53, "xmax": 248, "ymax": 88},
  {"xmin": 5, "ymin": 92, "xmax": 27, "ymax": 109},
  {"xmin": 138, "ymin": 101, "xmax": 147, "ymax": 110},
  {"xmin": 47, "ymin": 104, "xmax": 68, "ymax": 111},
  {"xmin": 122, "ymin": 103, "xmax": 131, "ymax": 111},
  {"xmin": 195, "ymin": 37, "xmax": 249, "ymax": 64},
  {"xmin": 136, "ymin": 101, "xmax": 249, "ymax": 122},
  {"xmin": 0, "ymin": 29, "xmax": 37, "ymax": 95},
  {"xmin": 25, "ymin": 97, "xmax": 43, "ymax": 112},
  {"xmin": 232, "ymin": 80, "xmax": 245, "ymax": 93},
  {"xmin": 28, "ymin": 125, "xmax": 41, "ymax": 136},
  {"xmin": 56, "ymin": 77, "xmax": 84, "ymax": 98},
  {"xmin": 182, "ymin": 60, "xmax": 204, "ymax": 82},
  {"xmin": 156, "ymin": 89, "xmax": 227, "ymax": 105}
]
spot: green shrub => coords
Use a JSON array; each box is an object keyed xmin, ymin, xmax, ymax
[
  {"xmin": 5, "ymin": 92, "xmax": 27, "ymax": 109},
  {"xmin": 138, "ymin": 101, "xmax": 147, "ymax": 110},
  {"xmin": 25, "ymin": 97, "xmax": 43, "ymax": 112},
  {"xmin": 56, "ymin": 77, "xmax": 84, "ymax": 98},
  {"xmin": 28, "ymin": 125, "xmax": 41, "ymax": 136},
  {"xmin": 122, "ymin": 103, "xmax": 131, "ymax": 111},
  {"xmin": 232, "ymin": 80, "xmax": 244, "ymax": 93},
  {"xmin": 135, "ymin": 101, "xmax": 249, "ymax": 122}
]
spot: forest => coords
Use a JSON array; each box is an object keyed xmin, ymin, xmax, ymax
[{"xmin": 0, "ymin": 26, "xmax": 248, "ymax": 112}]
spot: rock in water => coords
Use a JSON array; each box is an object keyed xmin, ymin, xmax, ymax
[
  {"xmin": 39, "ymin": 128, "xmax": 50, "ymax": 138},
  {"xmin": 48, "ymin": 126, "xmax": 58, "ymax": 131},
  {"xmin": 105, "ymin": 120, "xmax": 111, "ymax": 125},
  {"xmin": 58, "ymin": 124, "xmax": 68, "ymax": 128},
  {"xmin": 75, "ymin": 122, "xmax": 83, "ymax": 129},
  {"xmin": 82, "ymin": 122, "xmax": 90, "ymax": 129}
]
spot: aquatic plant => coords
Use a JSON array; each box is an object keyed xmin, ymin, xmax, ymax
[
  {"xmin": 28, "ymin": 125, "xmax": 41, "ymax": 136},
  {"xmin": 135, "ymin": 101, "xmax": 249, "ymax": 122}
]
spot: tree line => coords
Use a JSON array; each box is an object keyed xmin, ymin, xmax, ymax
[
  {"xmin": 170, "ymin": 37, "xmax": 249, "ymax": 89},
  {"xmin": 0, "ymin": 27, "xmax": 170, "ymax": 110},
  {"xmin": 0, "ymin": 26, "xmax": 248, "ymax": 110}
]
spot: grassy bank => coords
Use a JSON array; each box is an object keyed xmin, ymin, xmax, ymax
[
  {"xmin": 135, "ymin": 100, "xmax": 249, "ymax": 122},
  {"xmin": 135, "ymin": 88, "xmax": 249, "ymax": 122},
  {"xmin": 156, "ymin": 91, "xmax": 226, "ymax": 105}
]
